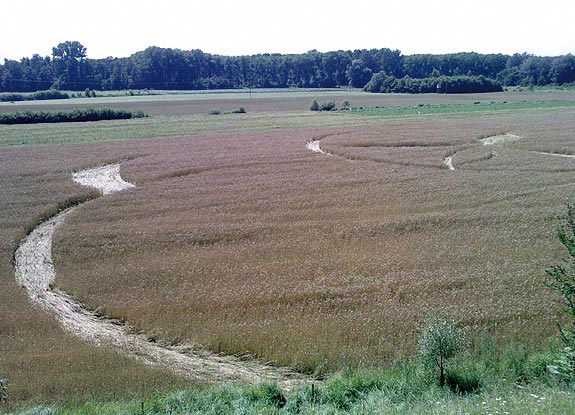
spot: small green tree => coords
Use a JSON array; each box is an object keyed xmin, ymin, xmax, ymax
[
  {"xmin": 310, "ymin": 99, "xmax": 320, "ymax": 111},
  {"xmin": 418, "ymin": 314, "xmax": 466, "ymax": 387},
  {"xmin": 546, "ymin": 202, "xmax": 575, "ymax": 380}
]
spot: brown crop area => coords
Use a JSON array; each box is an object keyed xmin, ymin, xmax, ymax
[
  {"xmin": 2, "ymin": 91, "xmax": 575, "ymax": 405},
  {"xmin": 0, "ymin": 143, "xmax": 191, "ymax": 405},
  {"xmin": 56, "ymin": 110, "xmax": 575, "ymax": 369}
]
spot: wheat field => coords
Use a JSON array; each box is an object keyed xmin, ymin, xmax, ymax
[
  {"xmin": 2, "ymin": 90, "xmax": 575, "ymax": 405},
  {"xmin": 55, "ymin": 108, "xmax": 575, "ymax": 373}
]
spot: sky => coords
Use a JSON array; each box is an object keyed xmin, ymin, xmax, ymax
[{"xmin": 1, "ymin": 0, "xmax": 574, "ymax": 62}]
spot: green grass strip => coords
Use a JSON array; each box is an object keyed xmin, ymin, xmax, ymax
[{"xmin": 351, "ymin": 100, "xmax": 575, "ymax": 116}]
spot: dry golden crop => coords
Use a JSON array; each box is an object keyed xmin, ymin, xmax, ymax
[
  {"xmin": 0, "ymin": 143, "xmax": 188, "ymax": 406},
  {"xmin": 53, "ymin": 109, "xmax": 575, "ymax": 375},
  {"xmin": 3, "ymin": 91, "xmax": 575, "ymax": 405}
]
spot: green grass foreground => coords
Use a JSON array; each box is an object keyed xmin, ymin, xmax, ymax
[{"xmin": 6, "ymin": 348, "xmax": 575, "ymax": 415}]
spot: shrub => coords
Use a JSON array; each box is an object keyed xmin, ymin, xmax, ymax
[
  {"xmin": 231, "ymin": 107, "xmax": 246, "ymax": 114},
  {"xmin": 549, "ymin": 347, "xmax": 575, "ymax": 381},
  {"xmin": 31, "ymin": 90, "xmax": 70, "ymax": 100},
  {"xmin": 0, "ymin": 93, "xmax": 25, "ymax": 102},
  {"xmin": 310, "ymin": 99, "xmax": 320, "ymax": 111},
  {"xmin": 309, "ymin": 100, "xmax": 336, "ymax": 111},
  {"xmin": 0, "ymin": 375, "xmax": 7, "ymax": 403},
  {"xmin": 209, "ymin": 108, "xmax": 221, "ymax": 115},
  {"xmin": 546, "ymin": 201, "xmax": 575, "ymax": 381},
  {"xmin": 0, "ymin": 108, "xmax": 147, "ymax": 124},
  {"xmin": 321, "ymin": 370, "xmax": 386, "ymax": 410},
  {"xmin": 320, "ymin": 101, "xmax": 335, "ymax": 111},
  {"xmin": 0, "ymin": 90, "xmax": 69, "ymax": 102},
  {"xmin": 341, "ymin": 99, "xmax": 351, "ymax": 109},
  {"xmin": 418, "ymin": 314, "xmax": 467, "ymax": 387},
  {"xmin": 247, "ymin": 382, "xmax": 286, "ymax": 408},
  {"xmin": 525, "ymin": 351, "xmax": 556, "ymax": 381},
  {"xmin": 445, "ymin": 365, "xmax": 481, "ymax": 394}
]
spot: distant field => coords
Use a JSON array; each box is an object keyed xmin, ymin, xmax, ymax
[
  {"xmin": 2, "ymin": 90, "xmax": 575, "ymax": 146},
  {"xmin": 2, "ymin": 90, "xmax": 575, "ymax": 405},
  {"xmin": 2, "ymin": 88, "xmax": 574, "ymax": 116},
  {"xmin": 352, "ymin": 100, "xmax": 575, "ymax": 116}
]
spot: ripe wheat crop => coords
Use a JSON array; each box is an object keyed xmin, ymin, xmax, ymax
[
  {"xmin": 3, "ymin": 91, "xmax": 575, "ymax": 405},
  {"xmin": 53, "ymin": 110, "xmax": 575, "ymax": 375}
]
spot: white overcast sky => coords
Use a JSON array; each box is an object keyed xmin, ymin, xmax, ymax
[{"xmin": 1, "ymin": 0, "xmax": 574, "ymax": 61}]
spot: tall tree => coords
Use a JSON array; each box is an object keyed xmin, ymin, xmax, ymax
[{"xmin": 51, "ymin": 41, "xmax": 88, "ymax": 89}]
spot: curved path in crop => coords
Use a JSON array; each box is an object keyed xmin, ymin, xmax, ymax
[
  {"xmin": 14, "ymin": 164, "xmax": 306, "ymax": 390},
  {"xmin": 309, "ymin": 132, "xmax": 575, "ymax": 172},
  {"xmin": 308, "ymin": 137, "xmax": 456, "ymax": 170}
]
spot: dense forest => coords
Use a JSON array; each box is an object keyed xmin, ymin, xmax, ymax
[{"xmin": 1, "ymin": 41, "xmax": 574, "ymax": 93}]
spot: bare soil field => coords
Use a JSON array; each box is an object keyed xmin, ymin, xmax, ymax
[{"xmin": 2, "ymin": 91, "xmax": 575, "ymax": 405}]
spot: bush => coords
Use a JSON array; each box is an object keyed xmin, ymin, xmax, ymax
[
  {"xmin": 321, "ymin": 370, "xmax": 386, "ymax": 410},
  {"xmin": 209, "ymin": 108, "xmax": 221, "ymax": 115},
  {"xmin": 0, "ymin": 90, "xmax": 69, "ymax": 102},
  {"xmin": 445, "ymin": 365, "xmax": 481, "ymax": 394},
  {"xmin": 0, "ymin": 375, "xmax": 7, "ymax": 403},
  {"xmin": 0, "ymin": 93, "xmax": 25, "ymax": 102},
  {"xmin": 320, "ymin": 101, "xmax": 335, "ymax": 111},
  {"xmin": 549, "ymin": 347, "xmax": 575, "ymax": 381},
  {"xmin": 0, "ymin": 108, "xmax": 147, "ymax": 124},
  {"xmin": 418, "ymin": 314, "xmax": 467, "ymax": 387},
  {"xmin": 310, "ymin": 99, "xmax": 320, "ymax": 111},
  {"xmin": 247, "ymin": 382, "xmax": 286, "ymax": 408},
  {"xmin": 546, "ymin": 202, "xmax": 575, "ymax": 381},
  {"xmin": 525, "ymin": 351, "xmax": 556, "ymax": 381},
  {"xmin": 231, "ymin": 107, "xmax": 246, "ymax": 114},
  {"xmin": 31, "ymin": 90, "xmax": 70, "ymax": 100},
  {"xmin": 310, "ymin": 100, "xmax": 336, "ymax": 111}
]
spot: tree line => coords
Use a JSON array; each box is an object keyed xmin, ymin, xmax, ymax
[
  {"xmin": 1, "ymin": 41, "xmax": 574, "ymax": 93},
  {"xmin": 364, "ymin": 74, "xmax": 503, "ymax": 94}
]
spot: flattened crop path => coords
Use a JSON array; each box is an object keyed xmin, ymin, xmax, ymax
[
  {"xmin": 14, "ymin": 164, "xmax": 306, "ymax": 390},
  {"xmin": 306, "ymin": 140, "xmax": 329, "ymax": 155}
]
